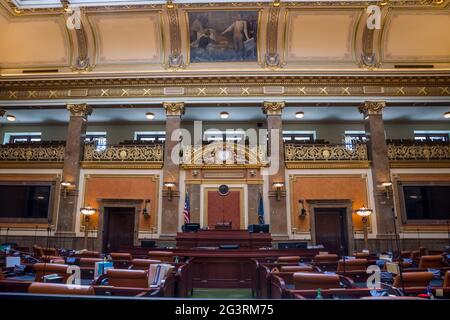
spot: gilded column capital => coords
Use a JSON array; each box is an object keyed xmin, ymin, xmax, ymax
[
  {"xmin": 263, "ymin": 101, "xmax": 285, "ymax": 116},
  {"xmin": 164, "ymin": 102, "xmax": 185, "ymax": 116},
  {"xmin": 67, "ymin": 104, "xmax": 92, "ymax": 118},
  {"xmin": 358, "ymin": 101, "xmax": 386, "ymax": 118}
]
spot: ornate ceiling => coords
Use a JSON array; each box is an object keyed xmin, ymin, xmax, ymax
[{"xmin": 0, "ymin": 0, "xmax": 449, "ymax": 104}]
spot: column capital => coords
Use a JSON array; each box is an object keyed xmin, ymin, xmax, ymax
[
  {"xmin": 263, "ymin": 101, "xmax": 285, "ymax": 116},
  {"xmin": 0, "ymin": 108, "xmax": 5, "ymax": 117},
  {"xmin": 164, "ymin": 102, "xmax": 185, "ymax": 116},
  {"xmin": 67, "ymin": 104, "xmax": 92, "ymax": 118},
  {"xmin": 358, "ymin": 101, "xmax": 386, "ymax": 118}
]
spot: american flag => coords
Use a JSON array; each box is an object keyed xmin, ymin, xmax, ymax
[{"xmin": 183, "ymin": 192, "xmax": 191, "ymax": 224}]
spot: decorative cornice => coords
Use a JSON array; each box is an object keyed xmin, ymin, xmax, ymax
[
  {"xmin": 81, "ymin": 162, "xmax": 163, "ymax": 169},
  {"xmin": 164, "ymin": 102, "xmax": 185, "ymax": 116},
  {"xmin": 358, "ymin": 100, "xmax": 386, "ymax": 117},
  {"xmin": 1, "ymin": 75, "xmax": 450, "ymax": 102},
  {"xmin": 285, "ymin": 161, "xmax": 370, "ymax": 169},
  {"xmin": 67, "ymin": 103, "xmax": 92, "ymax": 117},
  {"xmin": 263, "ymin": 101, "xmax": 284, "ymax": 115}
]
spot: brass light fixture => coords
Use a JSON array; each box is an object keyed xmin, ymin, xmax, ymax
[
  {"xmin": 164, "ymin": 182, "xmax": 176, "ymax": 201},
  {"xmin": 381, "ymin": 181, "xmax": 393, "ymax": 199},
  {"xmin": 142, "ymin": 199, "xmax": 151, "ymax": 219},
  {"xmin": 146, "ymin": 112, "xmax": 155, "ymax": 120},
  {"xmin": 220, "ymin": 112, "xmax": 229, "ymax": 119},
  {"xmin": 444, "ymin": 111, "xmax": 450, "ymax": 119},
  {"xmin": 60, "ymin": 181, "xmax": 75, "ymax": 199},
  {"xmin": 356, "ymin": 206, "xmax": 373, "ymax": 250},
  {"xmin": 6, "ymin": 115, "xmax": 16, "ymax": 122},
  {"xmin": 80, "ymin": 205, "xmax": 97, "ymax": 250},
  {"xmin": 295, "ymin": 111, "xmax": 304, "ymax": 119},
  {"xmin": 273, "ymin": 182, "xmax": 284, "ymax": 201}
]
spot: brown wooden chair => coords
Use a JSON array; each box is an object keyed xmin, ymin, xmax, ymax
[
  {"xmin": 293, "ymin": 272, "xmax": 341, "ymax": 290},
  {"xmin": 106, "ymin": 269, "xmax": 149, "ymax": 288},
  {"xmin": 393, "ymin": 272, "xmax": 434, "ymax": 288},
  {"xmin": 28, "ymin": 282, "xmax": 94, "ymax": 295},
  {"xmin": 147, "ymin": 251, "xmax": 173, "ymax": 263},
  {"xmin": 34, "ymin": 263, "xmax": 70, "ymax": 283},
  {"xmin": 277, "ymin": 256, "xmax": 301, "ymax": 263},
  {"xmin": 130, "ymin": 259, "xmax": 161, "ymax": 270}
]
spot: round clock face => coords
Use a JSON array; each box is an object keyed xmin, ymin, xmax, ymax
[{"xmin": 218, "ymin": 184, "xmax": 229, "ymax": 196}]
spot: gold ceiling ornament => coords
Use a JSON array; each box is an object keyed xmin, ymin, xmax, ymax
[
  {"xmin": 164, "ymin": 102, "xmax": 185, "ymax": 116},
  {"xmin": 67, "ymin": 103, "xmax": 92, "ymax": 118},
  {"xmin": 263, "ymin": 101, "xmax": 285, "ymax": 115},
  {"xmin": 285, "ymin": 143, "xmax": 368, "ymax": 162},
  {"xmin": 387, "ymin": 143, "xmax": 450, "ymax": 161},
  {"xmin": 264, "ymin": 4, "xmax": 283, "ymax": 69},
  {"xmin": 358, "ymin": 101, "xmax": 386, "ymax": 118},
  {"xmin": 165, "ymin": 1, "xmax": 185, "ymax": 70},
  {"xmin": 84, "ymin": 144, "xmax": 164, "ymax": 162}
]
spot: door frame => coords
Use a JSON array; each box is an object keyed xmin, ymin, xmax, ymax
[
  {"xmin": 200, "ymin": 184, "xmax": 248, "ymax": 229},
  {"xmin": 97, "ymin": 199, "xmax": 142, "ymax": 252},
  {"xmin": 308, "ymin": 199, "xmax": 354, "ymax": 254}
]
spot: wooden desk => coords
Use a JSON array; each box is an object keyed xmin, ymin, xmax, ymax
[{"xmin": 176, "ymin": 229, "xmax": 272, "ymax": 249}]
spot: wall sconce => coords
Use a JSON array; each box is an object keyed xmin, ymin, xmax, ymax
[
  {"xmin": 298, "ymin": 200, "xmax": 307, "ymax": 217},
  {"xmin": 80, "ymin": 205, "xmax": 97, "ymax": 250},
  {"xmin": 192, "ymin": 170, "xmax": 199, "ymax": 177},
  {"xmin": 164, "ymin": 182, "xmax": 176, "ymax": 201},
  {"xmin": 249, "ymin": 170, "xmax": 256, "ymax": 177},
  {"xmin": 380, "ymin": 181, "xmax": 393, "ymax": 199},
  {"xmin": 142, "ymin": 199, "xmax": 151, "ymax": 219},
  {"xmin": 60, "ymin": 181, "xmax": 75, "ymax": 199},
  {"xmin": 273, "ymin": 182, "xmax": 284, "ymax": 201},
  {"xmin": 356, "ymin": 205, "xmax": 373, "ymax": 250}
]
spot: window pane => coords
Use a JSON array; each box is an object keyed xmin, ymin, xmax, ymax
[{"xmin": 403, "ymin": 185, "xmax": 450, "ymax": 220}]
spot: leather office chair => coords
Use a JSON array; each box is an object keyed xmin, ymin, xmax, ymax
[
  {"xmin": 78, "ymin": 251, "xmax": 101, "ymax": 258},
  {"xmin": 418, "ymin": 255, "xmax": 445, "ymax": 269},
  {"xmin": 34, "ymin": 263, "xmax": 70, "ymax": 283},
  {"xmin": 293, "ymin": 272, "xmax": 341, "ymax": 290},
  {"xmin": 337, "ymin": 258, "xmax": 368, "ymax": 272},
  {"xmin": 28, "ymin": 282, "xmax": 95, "ymax": 295},
  {"xmin": 110, "ymin": 253, "xmax": 132, "ymax": 268},
  {"xmin": 107, "ymin": 269, "xmax": 149, "ymax": 288},
  {"xmin": 147, "ymin": 251, "xmax": 174, "ymax": 263},
  {"xmin": 354, "ymin": 252, "xmax": 370, "ymax": 259},
  {"xmin": 279, "ymin": 265, "xmax": 314, "ymax": 272},
  {"xmin": 444, "ymin": 270, "xmax": 450, "ymax": 288},
  {"xmin": 277, "ymin": 256, "xmax": 301, "ymax": 263},
  {"xmin": 393, "ymin": 272, "xmax": 434, "ymax": 288},
  {"xmin": 130, "ymin": 259, "xmax": 161, "ymax": 270},
  {"xmin": 313, "ymin": 254, "xmax": 339, "ymax": 263}
]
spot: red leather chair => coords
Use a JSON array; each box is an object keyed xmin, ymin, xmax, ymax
[
  {"xmin": 107, "ymin": 269, "xmax": 149, "ymax": 288},
  {"xmin": 337, "ymin": 259, "xmax": 367, "ymax": 272},
  {"xmin": 34, "ymin": 263, "xmax": 70, "ymax": 283},
  {"xmin": 279, "ymin": 265, "xmax": 314, "ymax": 272},
  {"xmin": 130, "ymin": 259, "xmax": 161, "ymax": 270},
  {"xmin": 28, "ymin": 282, "xmax": 94, "ymax": 295},
  {"xmin": 277, "ymin": 256, "xmax": 301, "ymax": 263},
  {"xmin": 293, "ymin": 272, "xmax": 341, "ymax": 290},
  {"xmin": 147, "ymin": 251, "xmax": 173, "ymax": 263},
  {"xmin": 393, "ymin": 272, "xmax": 434, "ymax": 288},
  {"xmin": 418, "ymin": 255, "xmax": 445, "ymax": 269}
]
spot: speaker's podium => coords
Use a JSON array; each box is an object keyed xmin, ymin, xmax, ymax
[{"xmin": 176, "ymin": 225, "xmax": 271, "ymax": 249}]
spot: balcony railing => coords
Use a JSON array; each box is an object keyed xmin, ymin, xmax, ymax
[
  {"xmin": 285, "ymin": 143, "xmax": 368, "ymax": 161},
  {"xmin": 83, "ymin": 143, "xmax": 164, "ymax": 162},
  {"xmin": 387, "ymin": 142, "xmax": 450, "ymax": 161},
  {"xmin": 0, "ymin": 142, "xmax": 65, "ymax": 162}
]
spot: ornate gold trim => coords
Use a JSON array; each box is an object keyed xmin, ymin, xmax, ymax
[
  {"xmin": 67, "ymin": 103, "xmax": 92, "ymax": 117},
  {"xmin": 285, "ymin": 161, "xmax": 370, "ymax": 169},
  {"xmin": 389, "ymin": 160, "xmax": 450, "ymax": 168},
  {"xmin": 81, "ymin": 161, "xmax": 163, "ymax": 169},
  {"xmin": 358, "ymin": 100, "xmax": 386, "ymax": 117},
  {"xmin": 164, "ymin": 102, "xmax": 185, "ymax": 116},
  {"xmin": 0, "ymin": 161, "xmax": 64, "ymax": 169},
  {"xmin": 263, "ymin": 101, "xmax": 284, "ymax": 115}
]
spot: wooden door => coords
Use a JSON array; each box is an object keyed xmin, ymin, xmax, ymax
[
  {"xmin": 103, "ymin": 207, "xmax": 134, "ymax": 252},
  {"xmin": 314, "ymin": 208, "xmax": 348, "ymax": 254},
  {"xmin": 207, "ymin": 190, "xmax": 241, "ymax": 229}
]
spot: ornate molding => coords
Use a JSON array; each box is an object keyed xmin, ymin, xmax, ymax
[
  {"xmin": 263, "ymin": 101, "xmax": 284, "ymax": 115},
  {"xmin": 164, "ymin": 102, "xmax": 185, "ymax": 116},
  {"xmin": 67, "ymin": 103, "xmax": 92, "ymax": 117},
  {"xmin": 264, "ymin": 5, "xmax": 282, "ymax": 69},
  {"xmin": 1, "ymin": 75, "xmax": 450, "ymax": 101},
  {"xmin": 285, "ymin": 143, "xmax": 368, "ymax": 161},
  {"xmin": 165, "ymin": 3, "xmax": 185, "ymax": 70},
  {"xmin": 0, "ymin": 145, "xmax": 65, "ymax": 162},
  {"xmin": 83, "ymin": 144, "xmax": 164, "ymax": 162},
  {"xmin": 388, "ymin": 143, "xmax": 450, "ymax": 161},
  {"xmin": 358, "ymin": 100, "xmax": 386, "ymax": 118}
]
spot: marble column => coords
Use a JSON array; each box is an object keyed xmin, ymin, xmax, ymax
[
  {"xmin": 160, "ymin": 102, "xmax": 184, "ymax": 238},
  {"xmin": 57, "ymin": 104, "xmax": 91, "ymax": 238},
  {"xmin": 263, "ymin": 102, "xmax": 288, "ymax": 239},
  {"xmin": 358, "ymin": 101, "xmax": 394, "ymax": 241}
]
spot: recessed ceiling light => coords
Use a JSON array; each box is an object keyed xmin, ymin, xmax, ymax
[
  {"xmin": 146, "ymin": 112, "xmax": 155, "ymax": 120},
  {"xmin": 6, "ymin": 115, "xmax": 16, "ymax": 122},
  {"xmin": 220, "ymin": 112, "xmax": 229, "ymax": 119},
  {"xmin": 444, "ymin": 111, "xmax": 450, "ymax": 119},
  {"xmin": 295, "ymin": 111, "xmax": 304, "ymax": 119}
]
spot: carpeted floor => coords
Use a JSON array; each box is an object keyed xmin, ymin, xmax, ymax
[{"xmin": 191, "ymin": 288, "xmax": 254, "ymax": 299}]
